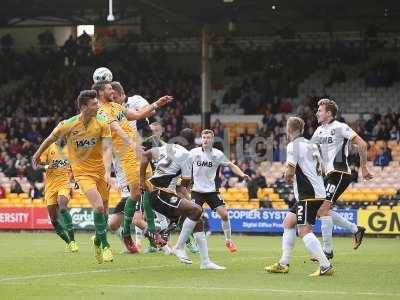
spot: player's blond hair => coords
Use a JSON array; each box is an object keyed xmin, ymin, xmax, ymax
[
  {"xmin": 318, "ymin": 98, "xmax": 339, "ymax": 118},
  {"xmin": 287, "ymin": 117, "xmax": 304, "ymax": 135},
  {"xmin": 201, "ymin": 129, "xmax": 214, "ymax": 137}
]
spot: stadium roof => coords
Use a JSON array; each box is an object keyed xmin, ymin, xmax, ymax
[{"xmin": 2, "ymin": 0, "xmax": 399, "ymax": 34}]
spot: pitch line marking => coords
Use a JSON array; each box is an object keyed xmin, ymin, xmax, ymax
[
  {"xmin": 0, "ymin": 265, "xmax": 172, "ymax": 283},
  {"xmin": 21, "ymin": 282, "xmax": 400, "ymax": 298}
]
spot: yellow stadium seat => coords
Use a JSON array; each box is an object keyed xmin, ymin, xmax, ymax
[
  {"xmin": 7, "ymin": 193, "xmax": 18, "ymax": 199},
  {"xmin": 11, "ymin": 198, "xmax": 22, "ymax": 205},
  {"xmin": 366, "ymin": 205, "xmax": 378, "ymax": 210}
]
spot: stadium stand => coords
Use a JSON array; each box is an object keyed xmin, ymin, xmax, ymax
[{"xmin": 1, "ymin": 31, "xmax": 400, "ymax": 212}]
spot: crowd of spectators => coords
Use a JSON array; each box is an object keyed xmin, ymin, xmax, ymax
[{"xmin": 1, "ymin": 31, "xmax": 400, "ymax": 202}]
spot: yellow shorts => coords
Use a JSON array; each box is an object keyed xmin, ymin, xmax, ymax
[
  {"xmin": 75, "ymin": 175, "xmax": 109, "ymax": 202},
  {"xmin": 45, "ymin": 187, "xmax": 70, "ymax": 206}
]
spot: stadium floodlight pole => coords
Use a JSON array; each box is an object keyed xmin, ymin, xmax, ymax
[
  {"xmin": 107, "ymin": 0, "xmax": 115, "ymax": 22},
  {"xmin": 201, "ymin": 24, "xmax": 211, "ymax": 130}
]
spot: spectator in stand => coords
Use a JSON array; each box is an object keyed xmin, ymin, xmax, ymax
[
  {"xmin": 279, "ymin": 97, "xmax": 292, "ymax": 114},
  {"xmin": 10, "ymin": 179, "xmax": 23, "ymax": 194},
  {"xmin": 259, "ymin": 194, "xmax": 272, "ymax": 209},
  {"xmin": 382, "ymin": 142, "xmax": 392, "ymax": 162},
  {"xmin": 0, "ymin": 184, "xmax": 5, "ymax": 199},
  {"xmin": 368, "ymin": 141, "xmax": 377, "ymax": 161},
  {"xmin": 246, "ymin": 169, "xmax": 267, "ymax": 199},
  {"xmin": 262, "ymin": 110, "xmax": 278, "ymax": 132},
  {"xmin": 374, "ymin": 148, "xmax": 390, "ymax": 167},
  {"xmin": 29, "ymin": 182, "xmax": 44, "ymax": 199}
]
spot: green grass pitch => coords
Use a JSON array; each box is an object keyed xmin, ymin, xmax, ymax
[{"xmin": 0, "ymin": 232, "xmax": 399, "ymax": 300}]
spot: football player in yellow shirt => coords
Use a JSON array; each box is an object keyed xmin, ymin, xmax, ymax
[
  {"xmin": 93, "ymin": 80, "xmax": 172, "ymax": 252},
  {"xmin": 38, "ymin": 139, "xmax": 78, "ymax": 252},
  {"xmin": 33, "ymin": 90, "xmax": 114, "ymax": 264}
]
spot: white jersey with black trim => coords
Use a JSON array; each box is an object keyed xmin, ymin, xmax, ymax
[
  {"xmin": 150, "ymin": 144, "xmax": 191, "ymax": 193},
  {"xmin": 112, "ymin": 154, "xmax": 130, "ymax": 198},
  {"xmin": 311, "ymin": 120, "xmax": 357, "ymax": 175},
  {"xmin": 125, "ymin": 95, "xmax": 150, "ymax": 130},
  {"xmin": 189, "ymin": 147, "xmax": 230, "ymax": 193},
  {"xmin": 287, "ymin": 137, "xmax": 326, "ymax": 201}
]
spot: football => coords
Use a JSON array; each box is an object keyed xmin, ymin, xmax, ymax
[{"xmin": 92, "ymin": 67, "xmax": 113, "ymax": 83}]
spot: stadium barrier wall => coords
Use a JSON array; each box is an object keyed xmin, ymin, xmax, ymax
[
  {"xmin": 4, "ymin": 207, "xmax": 397, "ymax": 234},
  {"xmin": 0, "ymin": 207, "xmax": 398, "ymax": 234}
]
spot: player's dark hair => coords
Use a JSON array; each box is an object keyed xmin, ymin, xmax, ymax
[
  {"xmin": 111, "ymin": 81, "xmax": 125, "ymax": 94},
  {"xmin": 77, "ymin": 90, "xmax": 97, "ymax": 109},
  {"xmin": 91, "ymin": 81, "xmax": 109, "ymax": 94},
  {"xmin": 178, "ymin": 128, "xmax": 195, "ymax": 150}
]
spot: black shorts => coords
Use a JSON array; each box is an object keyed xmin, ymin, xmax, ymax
[
  {"xmin": 325, "ymin": 172, "xmax": 353, "ymax": 203},
  {"xmin": 191, "ymin": 191, "xmax": 225, "ymax": 210},
  {"xmin": 112, "ymin": 197, "xmax": 128, "ymax": 214},
  {"xmin": 150, "ymin": 190, "xmax": 183, "ymax": 220},
  {"xmin": 296, "ymin": 200, "xmax": 324, "ymax": 226},
  {"xmin": 289, "ymin": 202, "xmax": 298, "ymax": 215}
]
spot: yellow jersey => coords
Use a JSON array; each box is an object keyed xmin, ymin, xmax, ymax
[
  {"xmin": 52, "ymin": 113, "xmax": 111, "ymax": 177},
  {"xmin": 40, "ymin": 142, "xmax": 71, "ymax": 189},
  {"xmin": 97, "ymin": 101, "xmax": 137, "ymax": 150}
]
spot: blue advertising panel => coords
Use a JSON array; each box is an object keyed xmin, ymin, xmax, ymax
[{"xmin": 204, "ymin": 208, "xmax": 357, "ymax": 234}]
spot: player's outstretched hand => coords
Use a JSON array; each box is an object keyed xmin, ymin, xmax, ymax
[
  {"xmin": 32, "ymin": 153, "xmax": 41, "ymax": 169},
  {"xmin": 242, "ymin": 174, "xmax": 250, "ymax": 181},
  {"xmin": 104, "ymin": 172, "xmax": 112, "ymax": 190},
  {"xmin": 361, "ymin": 166, "xmax": 373, "ymax": 180},
  {"xmin": 156, "ymin": 95, "xmax": 174, "ymax": 107}
]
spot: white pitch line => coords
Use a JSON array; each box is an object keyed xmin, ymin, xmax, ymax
[
  {"xmin": 38, "ymin": 282, "xmax": 400, "ymax": 298},
  {"xmin": 0, "ymin": 265, "xmax": 171, "ymax": 283}
]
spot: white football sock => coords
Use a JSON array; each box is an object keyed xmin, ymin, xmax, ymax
[
  {"xmin": 135, "ymin": 226, "xmax": 142, "ymax": 246},
  {"xmin": 330, "ymin": 210, "xmax": 358, "ymax": 234},
  {"xmin": 221, "ymin": 219, "xmax": 232, "ymax": 241},
  {"xmin": 175, "ymin": 218, "xmax": 197, "ymax": 250},
  {"xmin": 193, "ymin": 231, "xmax": 210, "ymax": 265},
  {"xmin": 302, "ymin": 232, "xmax": 330, "ymax": 268},
  {"xmin": 320, "ymin": 216, "xmax": 334, "ymax": 253},
  {"xmin": 278, "ymin": 227, "xmax": 296, "ymax": 266}
]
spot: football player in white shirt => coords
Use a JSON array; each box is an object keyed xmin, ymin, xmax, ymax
[
  {"xmin": 140, "ymin": 128, "xmax": 225, "ymax": 269},
  {"xmin": 189, "ymin": 129, "xmax": 250, "ymax": 252},
  {"xmin": 265, "ymin": 117, "xmax": 334, "ymax": 276},
  {"xmin": 312, "ymin": 99, "xmax": 373, "ymax": 258}
]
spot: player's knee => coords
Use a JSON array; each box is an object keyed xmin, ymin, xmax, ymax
[
  {"xmin": 93, "ymin": 204, "xmax": 105, "ymax": 214},
  {"xmin": 58, "ymin": 206, "xmax": 67, "ymax": 214},
  {"xmin": 190, "ymin": 205, "xmax": 202, "ymax": 221},
  {"xmin": 219, "ymin": 211, "xmax": 229, "ymax": 221},
  {"xmin": 283, "ymin": 212, "xmax": 296, "ymax": 229},
  {"xmin": 108, "ymin": 221, "xmax": 119, "ymax": 231},
  {"xmin": 132, "ymin": 213, "xmax": 142, "ymax": 226},
  {"xmin": 193, "ymin": 219, "xmax": 204, "ymax": 232}
]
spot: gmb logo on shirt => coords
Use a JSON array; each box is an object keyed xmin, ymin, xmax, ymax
[{"xmin": 75, "ymin": 138, "xmax": 97, "ymax": 149}]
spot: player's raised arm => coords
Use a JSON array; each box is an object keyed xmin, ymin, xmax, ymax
[
  {"xmin": 125, "ymin": 95, "xmax": 173, "ymax": 121},
  {"xmin": 109, "ymin": 121, "xmax": 137, "ymax": 152},
  {"xmin": 32, "ymin": 122, "xmax": 65, "ymax": 168}
]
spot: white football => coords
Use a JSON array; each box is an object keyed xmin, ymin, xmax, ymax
[{"xmin": 93, "ymin": 67, "xmax": 113, "ymax": 83}]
